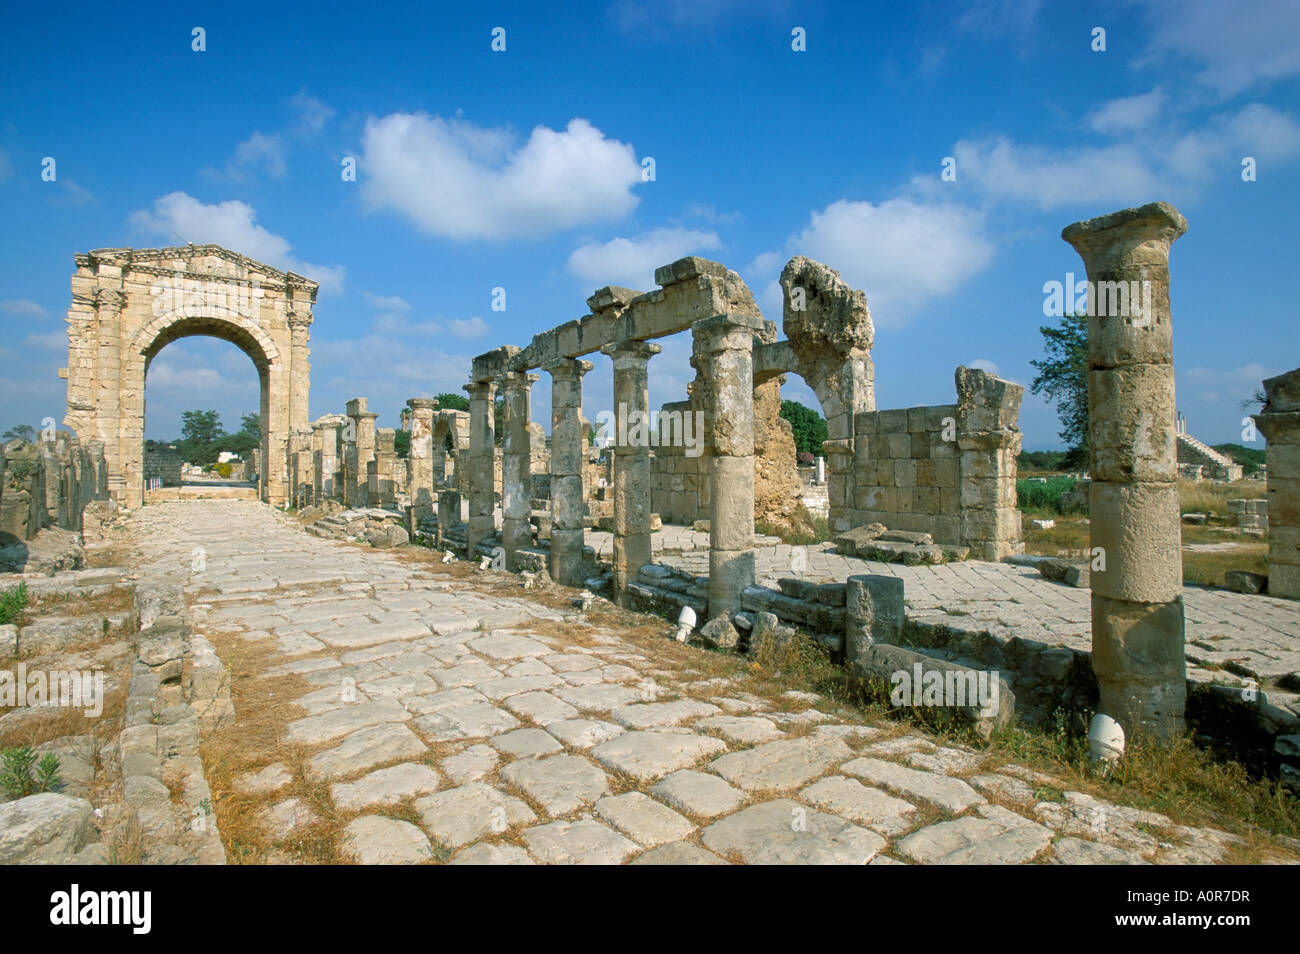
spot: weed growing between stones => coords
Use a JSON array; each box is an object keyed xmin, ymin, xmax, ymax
[
  {"xmin": 0, "ymin": 582, "xmax": 29, "ymax": 625},
  {"xmin": 0, "ymin": 745, "xmax": 62, "ymax": 799}
]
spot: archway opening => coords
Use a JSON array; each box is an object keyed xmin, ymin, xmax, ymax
[{"xmin": 142, "ymin": 333, "xmax": 266, "ymax": 496}]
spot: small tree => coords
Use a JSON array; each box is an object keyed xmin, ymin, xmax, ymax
[
  {"xmin": 780, "ymin": 400, "xmax": 828, "ymax": 457},
  {"xmin": 2, "ymin": 424, "xmax": 35, "ymax": 444},
  {"xmin": 433, "ymin": 392, "xmax": 470, "ymax": 412},
  {"xmin": 179, "ymin": 410, "xmax": 226, "ymax": 466},
  {"xmin": 1030, "ymin": 313, "xmax": 1089, "ymax": 470}
]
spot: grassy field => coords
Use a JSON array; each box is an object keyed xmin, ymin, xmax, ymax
[{"xmin": 1019, "ymin": 475, "xmax": 1270, "ymax": 587}]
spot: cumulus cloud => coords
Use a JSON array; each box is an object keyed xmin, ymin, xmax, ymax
[
  {"xmin": 360, "ymin": 114, "xmax": 643, "ymax": 240},
  {"xmin": 567, "ymin": 227, "xmax": 721, "ymax": 289},
  {"xmin": 229, "ymin": 132, "xmax": 288, "ymax": 180},
  {"xmin": 128, "ymin": 192, "xmax": 345, "ymax": 292},
  {"xmin": 290, "ymin": 91, "xmax": 334, "ymax": 135},
  {"xmin": 0, "ymin": 299, "xmax": 47, "ymax": 319},
  {"xmin": 753, "ymin": 198, "xmax": 994, "ymax": 327},
  {"xmin": 1138, "ymin": 0, "xmax": 1300, "ymax": 97},
  {"xmin": 448, "ymin": 316, "xmax": 490, "ymax": 340},
  {"xmin": 1088, "ymin": 89, "xmax": 1167, "ymax": 135},
  {"xmin": 936, "ymin": 103, "xmax": 1300, "ymax": 209}
]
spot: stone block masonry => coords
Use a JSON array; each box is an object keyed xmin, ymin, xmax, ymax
[
  {"xmin": 61, "ymin": 245, "xmax": 316, "ymax": 507},
  {"xmin": 1254, "ymin": 366, "xmax": 1300, "ymax": 599},
  {"xmin": 845, "ymin": 367, "xmax": 1023, "ymax": 561}
]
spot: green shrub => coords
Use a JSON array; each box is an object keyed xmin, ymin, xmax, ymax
[
  {"xmin": 0, "ymin": 747, "xmax": 62, "ymax": 799},
  {"xmin": 1017, "ymin": 476, "xmax": 1085, "ymax": 515},
  {"xmin": 0, "ymin": 582, "xmax": 28, "ymax": 625}
]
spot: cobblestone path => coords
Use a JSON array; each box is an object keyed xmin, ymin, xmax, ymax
[{"xmin": 124, "ymin": 501, "xmax": 1295, "ymax": 865}]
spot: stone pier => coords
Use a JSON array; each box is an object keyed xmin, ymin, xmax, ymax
[
  {"xmin": 367, "ymin": 428, "xmax": 398, "ymax": 509},
  {"xmin": 465, "ymin": 380, "xmax": 496, "ymax": 559},
  {"xmin": 1063, "ymin": 201, "xmax": 1188, "ymax": 740},
  {"xmin": 603, "ymin": 339, "xmax": 660, "ymax": 604},
  {"xmin": 501, "ymin": 372, "xmax": 535, "ymax": 571},
  {"xmin": 695, "ymin": 314, "xmax": 764, "ymax": 619},
  {"xmin": 407, "ymin": 398, "xmax": 437, "ymax": 523},
  {"xmin": 1254, "ymin": 367, "xmax": 1300, "ymax": 599},
  {"xmin": 344, "ymin": 398, "xmax": 377, "ymax": 508},
  {"xmin": 289, "ymin": 426, "xmax": 314, "ymax": 508},
  {"xmin": 547, "ymin": 358, "xmax": 593, "ymax": 585},
  {"xmin": 312, "ymin": 414, "xmax": 346, "ymax": 504}
]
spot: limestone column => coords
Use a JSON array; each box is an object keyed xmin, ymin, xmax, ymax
[
  {"xmin": 369, "ymin": 428, "xmax": 397, "ymax": 508},
  {"xmin": 1254, "ymin": 367, "xmax": 1300, "ymax": 599},
  {"xmin": 345, "ymin": 398, "xmax": 377, "ymax": 507},
  {"xmin": 602, "ymin": 339, "xmax": 660, "ymax": 604},
  {"xmin": 500, "ymin": 372, "xmax": 535, "ymax": 570},
  {"xmin": 466, "ymin": 380, "xmax": 496, "ymax": 558},
  {"xmin": 1063, "ymin": 201, "xmax": 1188, "ymax": 740},
  {"xmin": 94, "ymin": 287, "xmax": 130, "ymax": 502},
  {"xmin": 547, "ymin": 358, "xmax": 593, "ymax": 585},
  {"xmin": 695, "ymin": 315, "xmax": 764, "ymax": 620},
  {"xmin": 288, "ymin": 310, "xmax": 312, "ymax": 430},
  {"xmin": 407, "ymin": 398, "xmax": 437, "ymax": 523}
]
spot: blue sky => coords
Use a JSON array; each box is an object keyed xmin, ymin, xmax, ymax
[{"xmin": 1, "ymin": 0, "xmax": 1297, "ymax": 451}]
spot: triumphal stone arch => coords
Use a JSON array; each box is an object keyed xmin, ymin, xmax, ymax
[{"xmin": 61, "ymin": 246, "xmax": 315, "ymax": 507}]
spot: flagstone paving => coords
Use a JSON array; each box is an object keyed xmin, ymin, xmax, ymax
[{"xmin": 120, "ymin": 500, "xmax": 1297, "ymax": 865}]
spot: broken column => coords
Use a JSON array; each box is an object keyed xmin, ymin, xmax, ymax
[
  {"xmin": 1254, "ymin": 367, "xmax": 1300, "ymax": 599},
  {"xmin": 780, "ymin": 257, "xmax": 875, "ymax": 532},
  {"xmin": 312, "ymin": 414, "xmax": 345, "ymax": 503},
  {"xmin": 956, "ymin": 366, "xmax": 1025, "ymax": 561},
  {"xmin": 345, "ymin": 399, "xmax": 378, "ymax": 508},
  {"xmin": 602, "ymin": 339, "xmax": 660, "ymax": 604},
  {"xmin": 368, "ymin": 428, "xmax": 398, "ymax": 509},
  {"xmin": 695, "ymin": 314, "xmax": 764, "ymax": 620},
  {"xmin": 1063, "ymin": 201, "xmax": 1188, "ymax": 740},
  {"xmin": 465, "ymin": 379, "xmax": 496, "ymax": 559},
  {"xmin": 500, "ymin": 371, "xmax": 534, "ymax": 571},
  {"xmin": 407, "ymin": 398, "xmax": 437, "ymax": 523},
  {"xmin": 547, "ymin": 358, "xmax": 593, "ymax": 586}
]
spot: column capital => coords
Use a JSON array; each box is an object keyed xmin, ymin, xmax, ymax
[
  {"xmin": 1254, "ymin": 410, "xmax": 1300, "ymax": 443},
  {"xmin": 544, "ymin": 357, "xmax": 594, "ymax": 379},
  {"xmin": 600, "ymin": 339, "xmax": 661, "ymax": 362},
  {"xmin": 407, "ymin": 397, "xmax": 438, "ymax": 411},
  {"xmin": 1062, "ymin": 201, "xmax": 1187, "ymax": 270}
]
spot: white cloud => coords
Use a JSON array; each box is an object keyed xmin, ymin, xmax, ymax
[
  {"xmin": 968, "ymin": 358, "xmax": 1001, "ymax": 376},
  {"xmin": 362, "ymin": 292, "xmax": 411, "ymax": 312},
  {"xmin": 764, "ymin": 198, "xmax": 995, "ymax": 326},
  {"xmin": 128, "ymin": 192, "xmax": 345, "ymax": 292},
  {"xmin": 360, "ymin": 114, "xmax": 643, "ymax": 240},
  {"xmin": 290, "ymin": 91, "xmax": 334, "ymax": 135},
  {"xmin": 0, "ymin": 299, "xmax": 47, "ymax": 318},
  {"xmin": 938, "ymin": 103, "xmax": 1300, "ymax": 209},
  {"xmin": 448, "ymin": 316, "xmax": 490, "ymax": 340},
  {"xmin": 23, "ymin": 331, "xmax": 65, "ymax": 351},
  {"xmin": 1088, "ymin": 89, "xmax": 1167, "ymax": 135},
  {"xmin": 567, "ymin": 227, "xmax": 721, "ymax": 289},
  {"xmin": 1138, "ymin": 0, "xmax": 1300, "ymax": 97}
]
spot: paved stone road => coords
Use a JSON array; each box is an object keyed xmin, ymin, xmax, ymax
[
  {"xmin": 657, "ymin": 540, "xmax": 1300, "ymax": 689},
  {"xmin": 124, "ymin": 501, "xmax": 1294, "ymax": 864}
]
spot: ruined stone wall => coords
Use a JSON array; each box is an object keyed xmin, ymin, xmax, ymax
[
  {"xmin": 842, "ymin": 367, "xmax": 1023, "ymax": 561},
  {"xmin": 144, "ymin": 445, "xmax": 183, "ymax": 487},
  {"xmin": 1, "ymin": 436, "xmax": 109, "ymax": 542},
  {"xmin": 650, "ymin": 380, "xmax": 801, "ymax": 529},
  {"xmin": 849, "ymin": 404, "xmax": 962, "ymax": 542}
]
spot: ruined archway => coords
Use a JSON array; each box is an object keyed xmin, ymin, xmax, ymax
[{"xmin": 62, "ymin": 246, "xmax": 315, "ymax": 507}]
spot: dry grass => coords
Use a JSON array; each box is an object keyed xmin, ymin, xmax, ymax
[{"xmin": 1178, "ymin": 478, "xmax": 1265, "ymax": 515}]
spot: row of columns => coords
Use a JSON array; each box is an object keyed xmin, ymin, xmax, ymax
[{"xmin": 461, "ymin": 314, "xmax": 761, "ymax": 613}]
